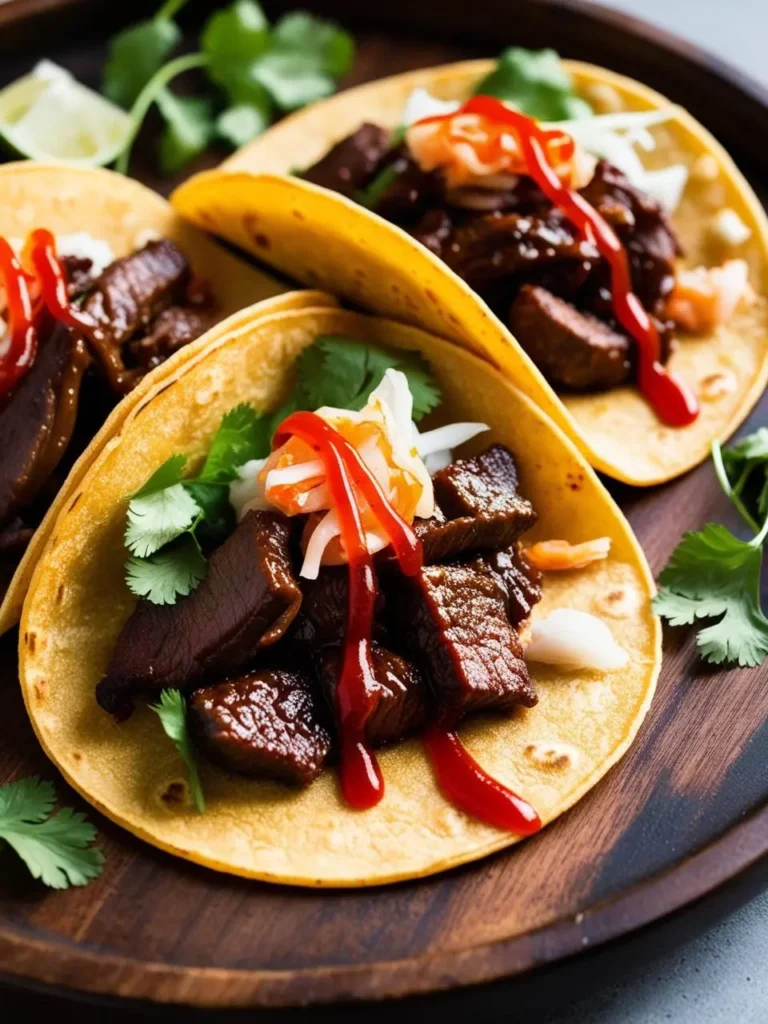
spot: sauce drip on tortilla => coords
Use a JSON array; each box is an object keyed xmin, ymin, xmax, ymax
[
  {"xmin": 415, "ymin": 97, "xmax": 699, "ymax": 427},
  {"xmin": 424, "ymin": 723, "xmax": 542, "ymax": 834},
  {"xmin": 274, "ymin": 411, "xmax": 541, "ymax": 832}
]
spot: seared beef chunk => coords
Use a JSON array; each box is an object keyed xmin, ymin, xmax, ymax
[
  {"xmin": 317, "ymin": 642, "xmax": 428, "ymax": 747},
  {"xmin": 97, "ymin": 511, "xmax": 302, "ymax": 715},
  {"xmin": 390, "ymin": 563, "xmax": 536, "ymax": 722},
  {"xmin": 302, "ymin": 124, "xmax": 391, "ymax": 198},
  {"xmin": 292, "ymin": 567, "xmax": 387, "ymax": 647},
  {"xmin": 83, "ymin": 240, "xmax": 191, "ymax": 348},
  {"xmin": 375, "ymin": 151, "xmax": 440, "ymax": 222},
  {"xmin": 61, "ymin": 255, "xmax": 96, "ymax": 298},
  {"xmin": 0, "ymin": 517, "xmax": 34, "ymax": 555},
  {"xmin": 409, "ymin": 209, "xmax": 454, "ymax": 257},
  {"xmin": 190, "ymin": 668, "xmax": 331, "ymax": 786},
  {"xmin": 580, "ymin": 160, "xmax": 682, "ymax": 314},
  {"xmin": 410, "ymin": 445, "xmax": 536, "ymax": 563},
  {"xmin": 468, "ymin": 544, "xmax": 542, "ymax": 626},
  {"xmin": 126, "ymin": 304, "xmax": 215, "ymax": 372},
  {"xmin": 510, "ymin": 284, "xmax": 632, "ymax": 390},
  {"xmin": 444, "ymin": 211, "xmax": 600, "ymax": 292},
  {"xmin": 0, "ymin": 319, "xmax": 76, "ymax": 529}
]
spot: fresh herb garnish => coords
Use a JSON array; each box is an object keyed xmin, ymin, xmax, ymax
[
  {"xmin": 653, "ymin": 430, "xmax": 768, "ymax": 667},
  {"xmin": 123, "ymin": 339, "xmax": 440, "ymax": 605},
  {"xmin": 105, "ymin": 0, "xmax": 354, "ymax": 175},
  {"xmin": 0, "ymin": 777, "xmax": 104, "ymax": 888},
  {"xmin": 150, "ymin": 690, "xmax": 205, "ymax": 812},
  {"xmin": 355, "ymin": 164, "xmax": 400, "ymax": 211},
  {"xmin": 124, "ymin": 404, "xmax": 267, "ymax": 604},
  {"xmin": 474, "ymin": 47, "xmax": 592, "ymax": 122}
]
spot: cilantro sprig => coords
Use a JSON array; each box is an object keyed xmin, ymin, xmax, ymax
[
  {"xmin": 106, "ymin": 0, "xmax": 354, "ymax": 175},
  {"xmin": 123, "ymin": 337, "xmax": 439, "ymax": 606},
  {"xmin": 151, "ymin": 690, "xmax": 205, "ymax": 813},
  {"xmin": 653, "ymin": 430, "xmax": 768, "ymax": 667},
  {"xmin": 0, "ymin": 778, "xmax": 104, "ymax": 888},
  {"xmin": 473, "ymin": 47, "xmax": 593, "ymax": 121}
]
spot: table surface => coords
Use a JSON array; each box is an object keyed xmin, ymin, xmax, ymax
[
  {"xmin": 0, "ymin": 0, "xmax": 766, "ymax": 1020},
  {"xmin": 552, "ymin": 5, "xmax": 768, "ymax": 1023}
]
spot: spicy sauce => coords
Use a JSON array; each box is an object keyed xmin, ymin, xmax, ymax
[
  {"xmin": 414, "ymin": 97, "xmax": 699, "ymax": 427},
  {"xmin": 0, "ymin": 237, "xmax": 37, "ymax": 394},
  {"xmin": 274, "ymin": 411, "xmax": 541, "ymax": 834}
]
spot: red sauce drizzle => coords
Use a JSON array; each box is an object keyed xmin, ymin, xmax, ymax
[
  {"xmin": 273, "ymin": 410, "xmax": 421, "ymax": 809},
  {"xmin": 423, "ymin": 723, "xmax": 541, "ymax": 835},
  {"xmin": 415, "ymin": 97, "xmax": 699, "ymax": 427},
  {"xmin": 274, "ymin": 411, "xmax": 541, "ymax": 833},
  {"xmin": 0, "ymin": 229, "xmax": 95, "ymax": 397},
  {"xmin": 0, "ymin": 237, "xmax": 37, "ymax": 393}
]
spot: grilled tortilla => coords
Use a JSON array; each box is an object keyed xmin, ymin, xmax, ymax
[
  {"xmin": 172, "ymin": 60, "xmax": 768, "ymax": 487},
  {"xmin": 20, "ymin": 305, "xmax": 660, "ymax": 886},
  {"xmin": 0, "ymin": 162, "xmax": 339, "ymax": 634}
]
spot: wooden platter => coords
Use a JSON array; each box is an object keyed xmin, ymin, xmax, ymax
[{"xmin": 0, "ymin": 0, "xmax": 767, "ymax": 1011}]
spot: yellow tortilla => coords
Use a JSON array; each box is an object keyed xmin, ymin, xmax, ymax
[
  {"xmin": 172, "ymin": 60, "xmax": 768, "ymax": 486},
  {"xmin": 0, "ymin": 161, "xmax": 340, "ymax": 633},
  {"xmin": 20, "ymin": 306, "xmax": 660, "ymax": 886}
]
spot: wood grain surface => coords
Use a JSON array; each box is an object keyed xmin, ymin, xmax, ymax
[{"xmin": 0, "ymin": 0, "xmax": 766, "ymax": 1010}]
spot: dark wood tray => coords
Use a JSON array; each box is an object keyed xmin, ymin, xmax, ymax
[{"xmin": 0, "ymin": 0, "xmax": 766, "ymax": 1012}]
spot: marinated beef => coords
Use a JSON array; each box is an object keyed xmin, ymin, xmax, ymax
[
  {"xmin": 126, "ymin": 304, "xmax": 215, "ymax": 372},
  {"xmin": 409, "ymin": 209, "xmax": 454, "ymax": 257},
  {"xmin": 83, "ymin": 240, "xmax": 191, "ymax": 349},
  {"xmin": 317, "ymin": 642, "xmax": 428, "ymax": 747},
  {"xmin": 374, "ymin": 151, "xmax": 440, "ymax": 222},
  {"xmin": 0, "ymin": 319, "xmax": 77, "ymax": 529},
  {"xmin": 468, "ymin": 544, "xmax": 542, "ymax": 626},
  {"xmin": 444, "ymin": 211, "xmax": 600, "ymax": 293},
  {"xmin": 390, "ymin": 562, "xmax": 536, "ymax": 722},
  {"xmin": 61, "ymin": 254, "xmax": 96, "ymax": 298},
  {"xmin": 292, "ymin": 566, "xmax": 387, "ymax": 647},
  {"xmin": 302, "ymin": 124, "xmax": 391, "ymax": 198},
  {"xmin": 190, "ymin": 668, "xmax": 331, "ymax": 786},
  {"xmin": 580, "ymin": 160, "xmax": 682, "ymax": 314},
  {"xmin": 509, "ymin": 284, "xmax": 632, "ymax": 390},
  {"xmin": 97, "ymin": 510, "xmax": 302, "ymax": 716},
  {"xmin": 0, "ymin": 517, "xmax": 34, "ymax": 555},
  {"xmin": 409, "ymin": 445, "xmax": 537, "ymax": 563}
]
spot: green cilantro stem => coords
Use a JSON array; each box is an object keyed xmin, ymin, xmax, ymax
[
  {"xmin": 711, "ymin": 440, "xmax": 761, "ymax": 534},
  {"xmin": 156, "ymin": 0, "xmax": 190, "ymax": 21},
  {"xmin": 752, "ymin": 512, "xmax": 768, "ymax": 549},
  {"xmin": 115, "ymin": 52, "xmax": 209, "ymax": 175}
]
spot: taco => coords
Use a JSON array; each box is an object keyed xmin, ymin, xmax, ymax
[
  {"xmin": 0, "ymin": 161, "xmax": 338, "ymax": 634},
  {"xmin": 173, "ymin": 52, "xmax": 768, "ymax": 487},
  {"xmin": 20, "ymin": 303, "xmax": 660, "ymax": 886}
]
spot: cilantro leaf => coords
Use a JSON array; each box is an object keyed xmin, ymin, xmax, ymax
[
  {"xmin": 654, "ymin": 523, "xmax": 768, "ymax": 667},
  {"xmin": 103, "ymin": 17, "xmax": 182, "ymax": 108},
  {"xmin": 202, "ymin": 0, "xmax": 269, "ymax": 93},
  {"xmin": 133, "ymin": 453, "xmax": 187, "ymax": 498},
  {"xmin": 197, "ymin": 403, "xmax": 271, "ymax": 483},
  {"xmin": 294, "ymin": 336, "xmax": 440, "ymax": 420},
  {"xmin": 125, "ymin": 482, "xmax": 201, "ymax": 558},
  {"xmin": 156, "ymin": 91, "xmax": 215, "ymax": 174},
  {"xmin": 272, "ymin": 12, "xmax": 354, "ymax": 78},
  {"xmin": 126, "ymin": 536, "xmax": 206, "ymax": 605},
  {"xmin": 0, "ymin": 778, "xmax": 104, "ymax": 889},
  {"xmin": 718, "ymin": 428, "xmax": 768, "ymax": 532},
  {"xmin": 474, "ymin": 47, "xmax": 592, "ymax": 121},
  {"xmin": 217, "ymin": 102, "xmax": 271, "ymax": 147},
  {"xmin": 251, "ymin": 12, "xmax": 354, "ymax": 112},
  {"xmin": 150, "ymin": 690, "xmax": 205, "ymax": 813}
]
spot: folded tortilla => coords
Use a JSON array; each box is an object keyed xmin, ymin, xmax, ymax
[
  {"xmin": 20, "ymin": 305, "xmax": 660, "ymax": 885},
  {"xmin": 172, "ymin": 60, "xmax": 768, "ymax": 487},
  {"xmin": 0, "ymin": 162, "xmax": 339, "ymax": 633}
]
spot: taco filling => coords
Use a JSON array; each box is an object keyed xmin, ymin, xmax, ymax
[
  {"xmin": 298, "ymin": 59, "xmax": 755, "ymax": 427},
  {"xmin": 95, "ymin": 335, "xmax": 626, "ymax": 834},
  {"xmin": 0, "ymin": 229, "xmax": 218, "ymax": 572}
]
